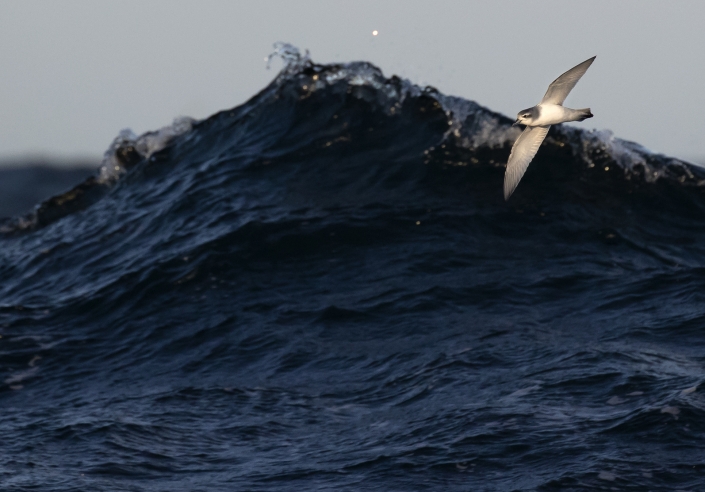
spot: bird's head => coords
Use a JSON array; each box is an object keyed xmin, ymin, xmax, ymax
[{"xmin": 513, "ymin": 107, "xmax": 536, "ymax": 127}]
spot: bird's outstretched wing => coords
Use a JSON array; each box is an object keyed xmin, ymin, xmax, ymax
[
  {"xmin": 504, "ymin": 125, "xmax": 550, "ymax": 200},
  {"xmin": 540, "ymin": 56, "xmax": 595, "ymax": 105}
]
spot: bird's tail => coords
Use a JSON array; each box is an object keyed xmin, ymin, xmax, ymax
[{"xmin": 576, "ymin": 108, "xmax": 593, "ymax": 121}]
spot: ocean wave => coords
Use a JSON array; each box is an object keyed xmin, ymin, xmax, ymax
[
  {"xmin": 3, "ymin": 44, "xmax": 704, "ymax": 235},
  {"xmin": 2, "ymin": 44, "xmax": 705, "ymax": 490}
]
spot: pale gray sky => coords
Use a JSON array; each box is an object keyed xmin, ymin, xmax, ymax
[{"xmin": 0, "ymin": 1, "xmax": 703, "ymax": 164}]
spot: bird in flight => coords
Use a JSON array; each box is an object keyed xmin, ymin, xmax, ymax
[{"xmin": 503, "ymin": 56, "xmax": 596, "ymax": 200}]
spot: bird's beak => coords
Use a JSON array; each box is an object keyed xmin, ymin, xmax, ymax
[{"xmin": 512, "ymin": 120, "xmax": 520, "ymax": 127}]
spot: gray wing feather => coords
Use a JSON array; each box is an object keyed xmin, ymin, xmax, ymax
[
  {"xmin": 540, "ymin": 56, "xmax": 595, "ymax": 105},
  {"xmin": 504, "ymin": 126, "xmax": 550, "ymax": 200}
]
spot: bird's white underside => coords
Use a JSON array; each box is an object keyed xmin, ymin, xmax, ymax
[{"xmin": 531, "ymin": 104, "xmax": 573, "ymax": 127}]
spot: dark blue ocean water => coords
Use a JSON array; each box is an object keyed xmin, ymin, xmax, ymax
[{"xmin": 2, "ymin": 46, "xmax": 704, "ymax": 491}]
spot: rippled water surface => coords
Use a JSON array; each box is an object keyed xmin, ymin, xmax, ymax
[{"xmin": 2, "ymin": 47, "xmax": 704, "ymax": 491}]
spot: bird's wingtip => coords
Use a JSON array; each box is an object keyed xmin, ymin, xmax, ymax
[{"xmin": 503, "ymin": 182, "xmax": 513, "ymax": 201}]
